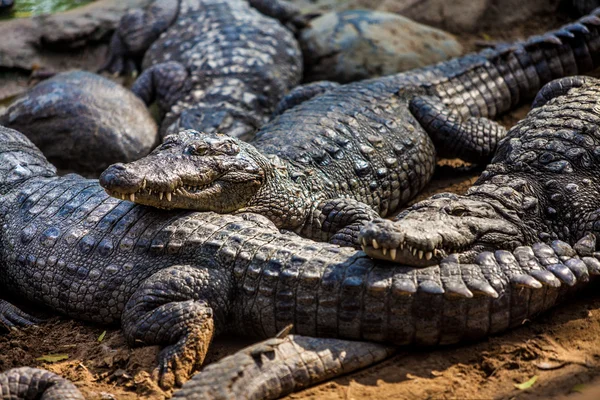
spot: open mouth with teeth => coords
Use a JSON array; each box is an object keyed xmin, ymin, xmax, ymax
[
  {"xmin": 104, "ymin": 179, "xmax": 216, "ymax": 204},
  {"xmin": 359, "ymin": 237, "xmax": 482, "ymax": 266}
]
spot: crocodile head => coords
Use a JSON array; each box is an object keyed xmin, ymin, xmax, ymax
[
  {"xmin": 99, "ymin": 130, "xmax": 266, "ymax": 212},
  {"xmin": 359, "ymin": 193, "xmax": 525, "ymax": 266}
]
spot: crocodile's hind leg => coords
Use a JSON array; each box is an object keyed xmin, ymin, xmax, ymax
[
  {"xmin": 409, "ymin": 95, "xmax": 507, "ymax": 164},
  {"xmin": 100, "ymin": 0, "xmax": 179, "ymax": 75},
  {"xmin": 532, "ymin": 76, "xmax": 595, "ymax": 108},
  {"xmin": 0, "ymin": 299, "xmax": 43, "ymax": 330},
  {"xmin": 121, "ymin": 265, "xmax": 229, "ymax": 389},
  {"xmin": 172, "ymin": 332, "xmax": 394, "ymax": 399},
  {"xmin": 273, "ymin": 81, "xmax": 340, "ymax": 116},
  {"xmin": 302, "ymin": 198, "xmax": 380, "ymax": 248},
  {"xmin": 0, "ymin": 367, "xmax": 85, "ymax": 400},
  {"xmin": 131, "ymin": 61, "xmax": 189, "ymax": 116}
]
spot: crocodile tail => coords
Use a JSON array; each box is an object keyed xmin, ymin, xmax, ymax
[
  {"xmin": 429, "ymin": 8, "xmax": 600, "ymax": 120},
  {"xmin": 172, "ymin": 334, "xmax": 394, "ymax": 400},
  {"xmin": 0, "ymin": 126, "xmax": 55, "ymax": 195},
  {"xmin": 0, "ymin": 367, "xmax": 85, "ymax": 400}
]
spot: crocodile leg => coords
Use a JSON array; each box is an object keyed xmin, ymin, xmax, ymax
[
  {"xmin": 121, "ymin": 265, "xmax": 229, "ymax": 389},
  {"xmin": 532, "ymin": 76, "xmax": 596, "ymax": 108},
  {"xmin": 248, "ymin": 0, "xmax": 311, "ymax": 30},
  {"xmin": 131, "ymin": 61, "xmax": 190, "ymax": 115},
  {"xmin": 0, "ymin": 299, "xmax": 43, "ymax": 330},
  {"xmin": 301, "ymin": 198, "xmax": 380, "ymax": 248},
  {"xmin": 172, "ymin": 333, "xmax": 394, "ymax": 400},
  {"xmin": 273, "ymin": 81, "xmax": 340, "ymax": 116},
  {"xmin": 409, "ymin": 95, "xmax": 507, "ymax": 164},
  {"xmin": 100, "ymin": 0, "xmax": 179, "ymax": 75},
  {"xmin": 0, "ymin": 367, "xmax": 84, "ymax": 400}
]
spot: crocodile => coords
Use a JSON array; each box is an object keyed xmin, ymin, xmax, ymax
[
  {"xmin": 2, "ymin": 125, "xmax": 600, "ymax": 398},
  {"xmin": 101, "ymin": 0, "xmax": 303, "ymax": 140},
  {"xmin": 0, "ymin": 71, "xmax": 159, "ymax": 174},
  {"xmin": 99, "ymin": 10, "xmax": 600, "ymax": 249},
  {"xmin": 359, "ymin": 75, "xmax": 600, "ymax": 268}
]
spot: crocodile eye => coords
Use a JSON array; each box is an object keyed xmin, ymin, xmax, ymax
[
  {"xmin": 186, "ymin": 143, "xmax": 209, "ymax": 156},
  {"xmin": 450, "ymin": 208, "xmax": 467, "ymax": 217}
]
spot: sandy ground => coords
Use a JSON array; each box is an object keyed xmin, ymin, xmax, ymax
[{"xmin": 3, "ymin": 7, "xmax": 600, "ymax": 400}]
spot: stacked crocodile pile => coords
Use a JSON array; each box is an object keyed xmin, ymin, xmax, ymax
[{"xmin": 3, "ymin": 4, "xmax": 600, "ymax": 400}]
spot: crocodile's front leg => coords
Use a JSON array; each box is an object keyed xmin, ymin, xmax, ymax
[
  {"xmin": 273, "ymin": 81, "xmax": 340, "ymax": 116},
  {"xmin": 0, "ymin": 367, "xmax": 84, "ymax": 400},
  {"xmin": 0, "ymin": 299, "xmax": 43, "ymax": 330},
  {"xmin": 101, "ymin": 0, "xmax": 179, "ymax": 75},
  {"xmin": 131, "ymin": 61, "xmax": 190, "ymax": 117},
  {"xmin": 409, "ymin": 95, "xmax": 507, "ymax": 164},
  {"xmin": 248, "ymin": 0, "xmax": 311, "ymax": 30},
  {"xmin": 301, "ymin": 198, "xmax": 380, "ymax": 248},
  {"xmin": 122, "ymin": 265, "xmax": 230, "ymax": 389},
  {"xmin": 532, "ymin": 75, "xmax": 596, "ymax": 108}
]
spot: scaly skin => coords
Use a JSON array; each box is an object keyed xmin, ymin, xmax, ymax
[
  {"xmin": 360, "ymin": 76, "xmax": 600, "ymax": 267},
  {"xmin": 2, "ymin": 125, "xmax": 600, "ymax": 398},
  {"xmin": 100, "ymin": 10, "xmax": 600, "ymax": 248},
  {"xmin": 0, "ymin": 367, "xmax": 84, "ymax": 400},
  {"xmin": 101, "ymin": 0, "xmax": 303, "ymax": 140}
]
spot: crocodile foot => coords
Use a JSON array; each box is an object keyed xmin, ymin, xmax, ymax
[{"xmin": 0, "ymin": 299, "xmax": 43, "ymax": 331}]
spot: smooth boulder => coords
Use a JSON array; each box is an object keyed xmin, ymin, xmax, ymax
[
  {"xmin": 300, "ymin": 10, "xmax": 462, "ymax": 83},
  {"xmin": 0, "ymin": 71, "xmax": 158, "ymax": 174}
]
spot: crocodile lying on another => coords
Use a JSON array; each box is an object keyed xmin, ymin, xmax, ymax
[
  {"xmin": 1, "ymin": 119, "xmax": 600, "ymax": 398},
  {"xmin": 102, "ymin": 0, "xmax": 303, "ymax": 140},
  {"xmin": 101, "ymin": 10, "xmax": 600, "ymax": 248},
  {"xmin": 361, "ymin": 75, "xmax": 600, "ymax": 270}
]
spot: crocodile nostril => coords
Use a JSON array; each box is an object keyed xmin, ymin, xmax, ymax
[
  {"xmin": 110, "ymin": 163, "xmax": 127, "ymax": 171},
  {"xmin": 99, "ymin": 164, "xmax": 142, "ymax": 193}
]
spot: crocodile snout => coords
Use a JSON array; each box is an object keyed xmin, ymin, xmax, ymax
[{"xmin": 99, "ymin": 163, "xmax": 144, "ymax": 194}]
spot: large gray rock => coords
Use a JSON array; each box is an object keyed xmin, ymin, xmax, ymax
[
  {"xmin": 291, "ymin": 0, "xmax": 563, "ymax": 33},
  {"xmin": 300, "ymin": 10, "xmax": 462, "ymax": 83},
  {"xmin": 383, "ymin": 0, "xmax": 562, "ymax": 33},
  {"xmin": 0, "ymin": 71, "xmax": 158, "ymax": 174},
  {"xmin": 0, "ymin": 0, "xmax": 152, "ymax": 71}
]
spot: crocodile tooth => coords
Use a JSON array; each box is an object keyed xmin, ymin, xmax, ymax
[
  {"xmin": 434, "ymin": 249, "xmax": 442, "ymax": 257},
  {"xmin": 361, "ymin": 238, "xmax": 367, "ymax": 247},
  {"xmin": 400, "ymin": 242, "xmax": 404, "ymax": 250},
  {"xmin": 159, "ymin": 192, "xmax": 164, "ymax": 200},
  {"xmin": 142, "ymin": 179, "xmax": 146, "ymax": 189},
  {"xmin": 418, "ymin": 250, "xmax": 423, "ymax": 259},
  {"xmin": 425, "ymin": 251, "xmax": 433, "ymax": 260},
  {"xmin": 390, "ymin": 248, "xmax": 397, "ymax": 260},
  {"xmin": 166, "ymin": 192, "xmax": 172, "ymax": 202},
  {"xmin": 382, "ymin": 248, "xmax": 387, "ymax": 255},
  {"xmin": 130, "ymin": 193, "xmax": 135, "ymax": 202},
  {"xmin": 372, "ymin": 239, "xmax": 379, "ymax": 249},
  {"xmin": 412, "ymin": 248, "xmax": 417, "ymax": 256},
  {"xmin": 121, "ymin": 193, "xmax": 126, "ymax": 200},
  {"xmin": 148, "ymin": 189, "xmax": 152, "ymax": 195}
]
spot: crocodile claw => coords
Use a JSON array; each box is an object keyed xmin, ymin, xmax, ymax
[{"xmin": 0, "ymin": 300, "xmax": 44, "ymax": 331}]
